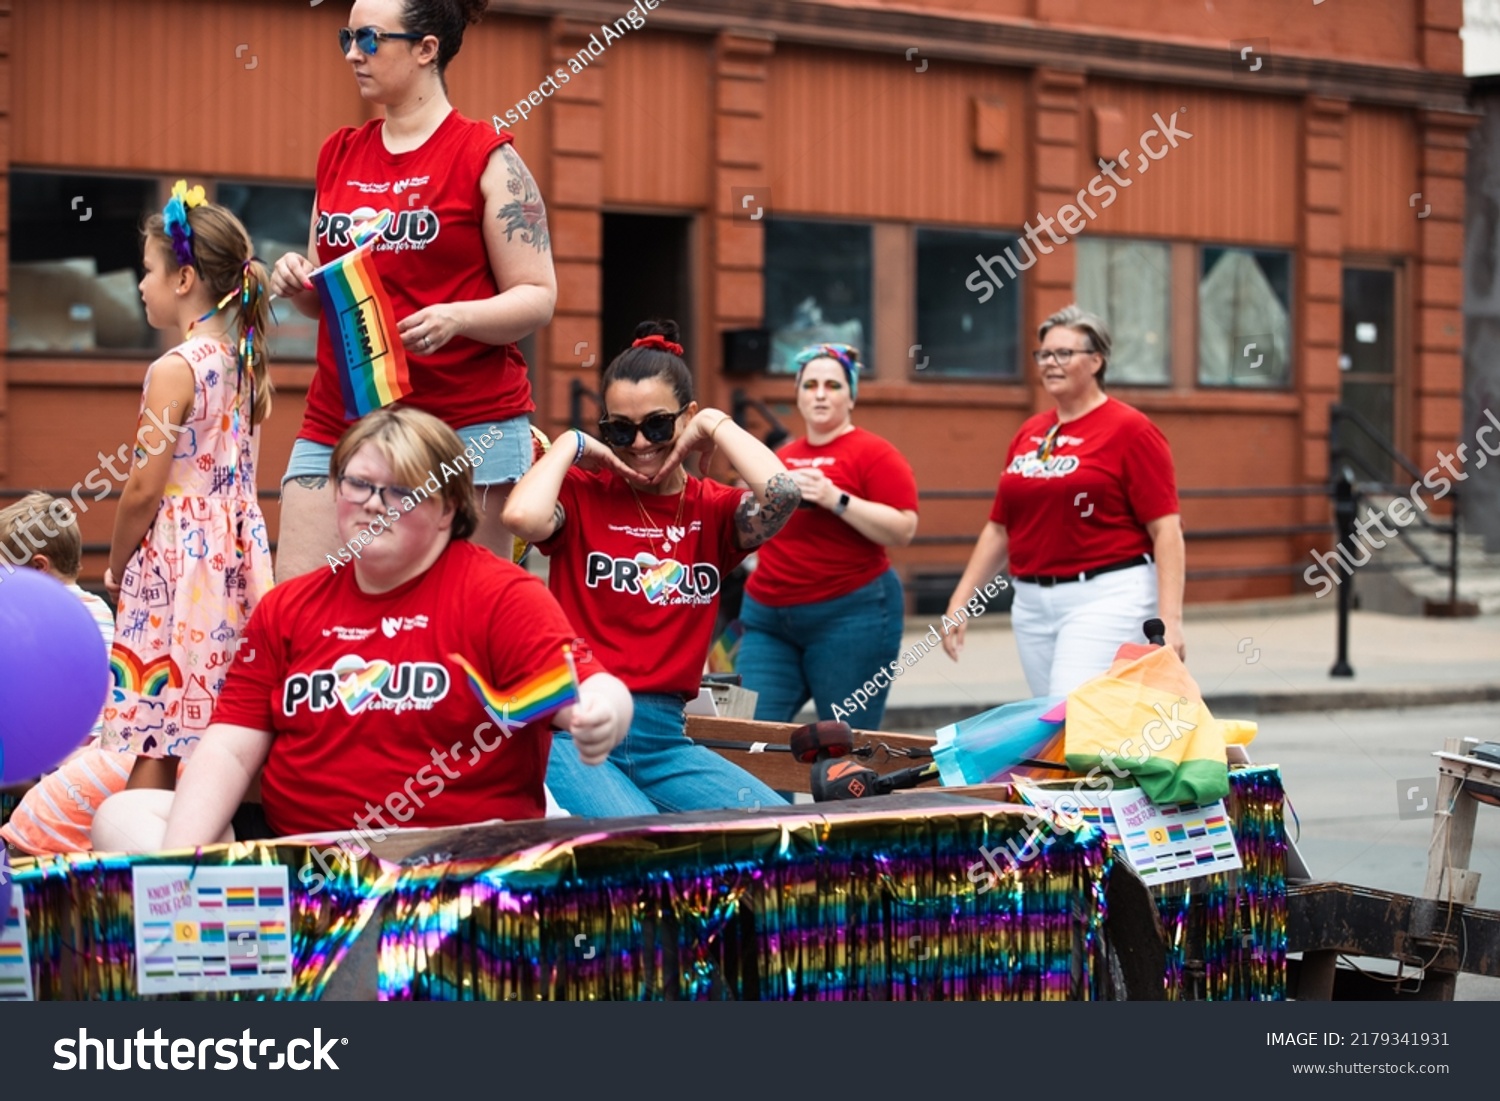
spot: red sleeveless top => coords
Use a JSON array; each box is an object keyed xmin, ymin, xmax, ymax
[{"xmin": 300, "ymin": 110, "xmax": 533, "ymax": 444}]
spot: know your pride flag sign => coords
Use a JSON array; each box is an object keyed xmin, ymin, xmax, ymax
[{"xmin": 310, "ymin": 209, "xmax": 413, "ymax": 418}]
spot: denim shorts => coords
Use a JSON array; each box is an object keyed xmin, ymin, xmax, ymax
[{"xmin": 282, "ymin": 414, "xmax": 534, "ymax": 487}]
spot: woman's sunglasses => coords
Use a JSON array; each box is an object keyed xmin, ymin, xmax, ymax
[
  {"xmin": 597, "ymin": 406, "xmax": 688, "ymax": 448},
  {"xmin": 339, "ymin": 26, "xmax": 425, "ymax": 56}
]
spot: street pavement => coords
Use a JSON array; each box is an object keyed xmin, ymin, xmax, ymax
[{"xmin": 871, "ymin": 601, "xmax": 1500, "ymax": 731}]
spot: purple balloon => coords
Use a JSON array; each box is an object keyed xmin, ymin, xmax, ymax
[{"xmin": 0, "ymin": 568, "xmax": 110, "ymax": 782}]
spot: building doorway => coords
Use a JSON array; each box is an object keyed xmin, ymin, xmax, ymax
[
  {"xmin": 1340, "ymin": 267, "xmax": 1400, "ymax": 483},
  {"xmin": 601, "ymin": 213, "xmax": 694, "ymax": 375}
]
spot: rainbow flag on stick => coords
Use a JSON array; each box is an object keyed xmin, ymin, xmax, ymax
[
  {"xmin": 309, "ymin": 209, "xmax": 412, "ymax": 418},
  {"xmin": 450, "ymin": 646, "xmax": 581, "ymax": 730}
]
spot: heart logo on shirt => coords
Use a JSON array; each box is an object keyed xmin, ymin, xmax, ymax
[
  {"xmin": 635, "ymin": 552, "xmax": 685, "ymax": 604},
  {"xmin": 332, "ymin": 655, "xmax": 392, "ymax": 714}
]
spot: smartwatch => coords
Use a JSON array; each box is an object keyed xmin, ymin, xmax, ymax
[{"xmin": 832, "ymin": 492, "xmax": 851, "ymax": 516}]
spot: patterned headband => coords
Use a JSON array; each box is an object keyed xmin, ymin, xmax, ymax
[
  {"xmin": 794, "ymin": 342, "xmax": 862, "ymax": 402},
  {"xmin": 163, "ymin": 179, "xmax": 208, "ymax": 267}
]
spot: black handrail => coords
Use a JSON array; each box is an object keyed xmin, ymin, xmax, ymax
[
  {"xmin": 569, "ymin": 377, "xmax": 601, "ymax": 432},
  {"xmin": 1325, "ymin": 403, "xmax": 1463, "ymax": 677},
  {"xmin": 730, "ymin": 389, "xmax": 791, "ymax": 450}
]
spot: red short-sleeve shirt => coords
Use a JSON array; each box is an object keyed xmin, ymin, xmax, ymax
[
  {"xmin": 300, "ymin": 110, "xmax": 532, "ymax": 445},
  {"xmin": 989, "ymin": 398, "xmax": 1179, "ymax": 577},
  {"xmin": 535, "ymin": 468, "xmax": 749, "ymax": 697},
  {"xmin": 746, "ymin": 428, "xmax": 918, "ymax": 606},
  {"xmin": 213, "ymin": 541, "xmax": 594, "ymax": 835}
]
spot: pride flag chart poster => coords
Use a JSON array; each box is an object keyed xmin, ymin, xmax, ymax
[
  {"xmin": 1107, "ymin": 788, "xmax": 1242, "ymax": 887},
  {"xmin": 0, "ymin": 884, "xmax": 34, "ymax": 1001},
  {"xmin": 131, "ymin": 865, "xmax": 293, "ymax": 995}
]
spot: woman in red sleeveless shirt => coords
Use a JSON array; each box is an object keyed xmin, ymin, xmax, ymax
[
  {"xmin": 504, "ymin": 321, "xmax": 802, "ymax": 816},
  {"xmin": 269, "ymin": 0, "xmax": 557, "ymax": 580},
  {"xmin": 736, "ymin": 344, "xmax": 919, "ymax": 730}
]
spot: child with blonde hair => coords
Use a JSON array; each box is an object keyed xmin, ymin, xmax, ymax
[
  {"xmin": 101, "ymin": 181, "xmax": 275, "ymax": 791},
  {"xmin": 0, "ymin": 492, "xmax": 127, "ymax": 853}
]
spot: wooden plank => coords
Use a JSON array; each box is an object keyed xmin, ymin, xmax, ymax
[{"xmin": 1423, "ymin": 737, "xmax": 1473, "ymax": 899}]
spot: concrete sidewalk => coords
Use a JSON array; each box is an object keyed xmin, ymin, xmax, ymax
[{"xmin": 863, "ymin": 601, "xmax": 1500, "ymax": 731}]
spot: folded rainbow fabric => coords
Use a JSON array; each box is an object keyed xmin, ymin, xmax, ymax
[
  {"xmin": 1064, "ymin": 645, "xmax": 1229, "ymax": 805},
  {"xmin": 309, "ymin": 210, "xmax": 412, "ymax": 418},
  {"xmin": 450, "ymin": 648, "xmax": 580, "ymax": 728}
]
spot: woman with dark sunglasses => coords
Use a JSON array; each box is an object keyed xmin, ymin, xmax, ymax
[
  {"xmin": 269, "ymin": 0, "xmax": 558, "ymax": 582},
  {"xmin": 735, "ymin": 344, "xmax": 919, "ymax": 730},
  {"xmin": 504, "ymin": 321, "xmax": 801, "ymax": 816}
]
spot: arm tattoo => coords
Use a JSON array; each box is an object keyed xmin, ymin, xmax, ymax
[
  {"xmin": 496, "ymin": 144, "xmax": 550, "ymax": 253},
  {"xmin": 550, "ymin": 502, "xmax": 566, "ymax": 537},
  {"xmin": 734, "ymin": 473, "xmax": 800, "ymax": 550},
  {"xmin": 291, "ymin": 475, "xmax": 329, "ymax": 491}
]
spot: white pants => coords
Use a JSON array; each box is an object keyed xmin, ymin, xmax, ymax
[{"xmin": 1010, "ymin": 563, "xmax": 1160, "ymax": 697}]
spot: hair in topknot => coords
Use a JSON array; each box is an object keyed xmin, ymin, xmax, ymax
[
  {"xmin": 601, "ymin": 320, "xmax": 694, "ymax": 410},
  {"xmin": 401, "ymin": 0, "xmax": 487, "ymax": 78}
]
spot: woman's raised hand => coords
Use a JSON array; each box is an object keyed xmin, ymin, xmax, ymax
[
  {"xmin": 788, "ymin": 466, "xmax": 839, "ymax": 510},
  {"xmin": 575, "ymin": 431, "xmax": 650, "ymax": 484},
  {"xmin": 269, "ymin": 252, "xmax": 317, "ymax": 298},
  {"xmin": 649, "ymin": 410, "xmax": 726, "ymax": 487}
]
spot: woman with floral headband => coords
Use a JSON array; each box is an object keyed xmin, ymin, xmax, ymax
[
  {"xmin": 504, "ymin": 320, "xmax": 800, "ymax": 816},
  {"xmin": 100, "ymin": 181, "xmax": 275, "ymax": 791},
  {"xmin": 269, "ymin": 0, "xmax": 556, "ymax": 580},
  {"xmin": 735, "ymin": 343, "xmax": 919, "ymax": 730}
]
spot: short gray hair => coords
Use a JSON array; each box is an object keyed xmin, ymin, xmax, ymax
[{"xmin": 1038, "ymin": 304, "xmax": 1111, "ymax": 384}]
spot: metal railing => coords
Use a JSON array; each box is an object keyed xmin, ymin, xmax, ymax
[{"xmin": 1326, "ymin": 403, "xmax": 1462, "ymax": 676}]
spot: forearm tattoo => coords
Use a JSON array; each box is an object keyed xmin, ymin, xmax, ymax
[
  {"xmin": 497, "ymin": 145, "xmax": 551, "ymax": 253},
  {"xmin": 550, "ymin": 502, "xmax": 566, "ymax": 537},
  {"xmin": 735, "ymin": 472, "xmax": 800, "ymax": 549}
]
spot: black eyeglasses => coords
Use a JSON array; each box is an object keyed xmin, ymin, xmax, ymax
[
  {"xmin": 337, "ymin": 475, "xmax": 417, "ymax": 510},
  {"xmin": 339, "ymin": 26, "xmax": 425, "ymax": 56},
  {"xmin": 1032, "ymin": 347, "xmax": 1096, "ymax": 366},
  {"xmin": 597, "ymin": 406, "xmax": 688, "ymax": 448}
]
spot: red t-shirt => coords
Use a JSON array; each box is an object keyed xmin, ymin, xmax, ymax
[
  {"xmin": 535, "ymin": 468, "xmax": 749, "ymax": 697},
  {"xmin": 989, "ymin": 398, "xmax": 1179, "ymax": 577},
  {"xmin": 300, "ymin": 110, "xmax": 533, "ymax": 445},
  {"xmin": 213, "ymin": 541, "xmax": 595, "ymax": 836},
  {"xmin": 746, "ymin": 428, "xmax": 919, "ymax": 606}
]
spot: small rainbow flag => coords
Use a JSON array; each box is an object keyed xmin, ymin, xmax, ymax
[
  {"xmin": 450, "ymin": 647, "xmax": 580, "ymax": 729},
  {"xmin": 309, "ymin": 209, "xmax": 412, "ymax": 419}
]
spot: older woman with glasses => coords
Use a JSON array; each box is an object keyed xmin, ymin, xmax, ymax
[
  {"xmin": 270, "ymin": 0, "xmax": 557, "ymax": 581},
  {"xmin": 735, "ymin": 344, "xmax": 919, "ymax": 729},
  {"xmin": 504, "ymin": 320, "xmax": 800, "ymax": 817},
  {"xmin": 942, "ymin": 305, "xmax": 1186, "ymax": 695},
  {"xmin": 92, "ymin": 406, "xmax": 634, "ymax": 853}
]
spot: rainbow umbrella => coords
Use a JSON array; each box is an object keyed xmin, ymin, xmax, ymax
[{"xmin": 933, "ymin": 696, "xmax": 1067, "ymax": 787}]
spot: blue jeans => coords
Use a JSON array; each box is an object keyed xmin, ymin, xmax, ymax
[
  {"xmin": 281, "ymin": 415, "xmax": 533, "ymax": 486},
  {"xmin": 547, "ymin": 693, "xmax": 787, "ymax": 817},
  {"xmin": 737, "ymin": 569, "xmax": 906, "ymax": 728}
]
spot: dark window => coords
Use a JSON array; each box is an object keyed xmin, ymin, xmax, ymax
[
  {"xmin": 1198, "ymin": 246, "xmax": 1292, "ymax": 387},
  {"xmin": 1075, "ymin": 238, "xmax": 1171, "ymax": 385},
  {"xmin": 217, "ymin": 183, "xmax": 318, "ymax": 361},
  {"xmin": 764, "ymin": 219, "xmax": 872, "ymax": 374},
  {"xmin": 10, "ymin": 171, "xmax": 159, "ymax": 353},
  {"xmin": 917, "ymin": 228, "xmax": 1022, "ymax": 378}
]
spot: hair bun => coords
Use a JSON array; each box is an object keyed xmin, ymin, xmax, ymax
[
  {"xmin": 632, "ymin": 319, "xmax": 681, "ymax": 347},
  {"xmin": 457, "ymin": 0, "xmax": 488, "ymax": 25}
]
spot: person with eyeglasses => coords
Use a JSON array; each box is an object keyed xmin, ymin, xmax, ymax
[
  {"xmin": 942, "ymin": 305, "xmax": 1186, "ymax": 695},
  {"xmin": 733, "ymin": 344, "xmax": 919, "ymax": 729},
  {"xmin": 92, "ymin": 405, "xmax": 634, "ymax": 854},
  {"xmin": 269, "ymin": 0, "xmax": 558, "ymax": 583},
  {"xmin": 503, "ymin": 320, "xmax": 801, "ymax": 817}
]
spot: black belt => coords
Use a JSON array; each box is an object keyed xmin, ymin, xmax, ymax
[{"xmin": 1011, "ymin": 553, "xmax": 1153, "ymax": 587}]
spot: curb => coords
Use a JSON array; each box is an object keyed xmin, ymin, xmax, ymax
[{"xmin": 876, "ymin": 682, "xmax": 1500, "ymax": 732}]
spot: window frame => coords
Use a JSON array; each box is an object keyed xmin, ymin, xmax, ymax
[
  {"xmin": 1193, "ymin": 241, "xmax": 1296, "ymax": 392},
  {"xmin": 761, "ymin": 214, "xmax": 876, "ymax": 377},
  {"xmin": 911, "ymin": 224, "xmax": 1027, "ymax": 383}
]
